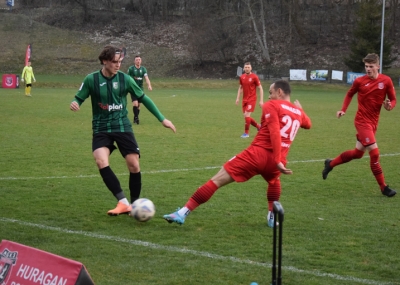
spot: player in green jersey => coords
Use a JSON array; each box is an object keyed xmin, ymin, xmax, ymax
[
  {"xmin": 21, "ymin": 61, "xmax": 36, "ymax": 97},
  {"xmin": 127, "ymin": 56, "xmax": 152, "ymax": 124},
  {"xmin": 70, "ymin": 45, "xmax": 176, "ymax": 216}
]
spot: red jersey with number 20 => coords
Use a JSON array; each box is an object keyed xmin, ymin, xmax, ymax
[
  {"xmin": 252, "ymin": 100, "xmax": 312, "ymax": 165},
  {"xmin": 239, "ymin": 73, "xmax": 261, "ymax": 102}
]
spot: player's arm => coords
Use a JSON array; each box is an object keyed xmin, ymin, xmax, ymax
[
  {"xmin": 70, "ymin": 77, "xmax": 90, "ymax": 111},
  {"xmin": 127, "ymin": 76, "xmax": 145, "ymax": 101},
  {"xmin": 21, "ymin": 67, "xmax": 26, "ymax": 82},
  {"xmin": 145, "ymin": 74, "xmax": 152, "ymax": 91},
  {"xmin": 338, "ymin": 80, "xmax": 358, "ymax": 118},
  {"xmin": 32, "ymin": 69, "xmax": 36, "ymax": 82},
  {"xmin": 140, "ymin": 95, "xmax": 176, "ymax": 133},
  {"xmin": 236, "ymin": 85, "xmax": 243, "ymax": 105},
  {"xmin": 383, "ymin": 80, "xmax": 396, "ymax": 111},
  {"xmin": 293, "ymin": 100, "xmax": 312, "ymax": 129},
  {"xmin": 257, "ymin": 84, "xmax": 264, "ymax": 107}
]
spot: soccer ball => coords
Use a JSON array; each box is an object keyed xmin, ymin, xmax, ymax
[{"xmin": 130, "ymin": 198, "xmax": 155, "ymax": 222}]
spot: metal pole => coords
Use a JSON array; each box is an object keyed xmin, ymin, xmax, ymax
[{"xmin": 379, "ymin": 0, "xmax": 385, "ymax": 73}]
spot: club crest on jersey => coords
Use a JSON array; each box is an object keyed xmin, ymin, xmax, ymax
[
  {"xmin": 0, "ymin": 248, "xmax": 18, "ymax": 284},
  {"xmin": 113, "ymin": 82, "xmax": 118, "ymax": 89},
  {"xmin": 378, "ymin": 83, "xmax": 384, "ymax": 89}
]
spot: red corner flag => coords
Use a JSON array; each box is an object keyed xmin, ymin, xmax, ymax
[{"xmin": 25, "ymin": 44, "xmax": 32, "ymax": 66}]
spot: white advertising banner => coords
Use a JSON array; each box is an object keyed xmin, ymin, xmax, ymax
[
  {"xmin": 331, "ymin": 70, "xmax": 343, "ymax": 81},
  {"xmin": 290, "ymin": 69, "xmax": 307, "ymax": 81}
]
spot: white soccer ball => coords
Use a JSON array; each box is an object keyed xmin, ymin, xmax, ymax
[{"xmin": 130, "ymin": 198, "xmax": 155, "ymax": 222}]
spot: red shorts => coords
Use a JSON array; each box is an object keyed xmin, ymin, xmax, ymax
[
  {"xmin": 355, "ymin": 123, "xmax": 377, "ymax": 147},
  {"xmin": 223, "ymin": 145, "xmax": 281, "ymax": 184},
  {"xmin": 242, "ymin": 100, "xmax": 256, "ymax": 113}
]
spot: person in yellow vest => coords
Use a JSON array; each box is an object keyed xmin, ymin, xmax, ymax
[{"xmin": 21, "ymin": 61, "xmax": 36, "ymax": 96}]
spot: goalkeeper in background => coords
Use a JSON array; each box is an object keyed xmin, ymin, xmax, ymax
[{"xmin": 21, "ymin": 61, "xmax": 36, "ymax": 97}]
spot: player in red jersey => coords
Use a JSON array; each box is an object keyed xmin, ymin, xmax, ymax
[
  {"xmin": 322, "ymin": 53, "xmax": 397, "ymax": 197},
  {"xmin": 164, "ymin": 80, "xmax": 311, "ymax": 227},
  {"xmin": 236, "ymin": 62, "xmax": 264, "ymax": 138}
]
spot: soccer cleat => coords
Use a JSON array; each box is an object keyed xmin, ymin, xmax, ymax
[
  {"xmin": 107, "ymin": 201, "xmax": 132, "ymax": 216},
  {"xmin": 133, "ymin": 117, "xmax": 139, "ymax": 125},
  {"xmin": 240, "ymin": 133, "xmax": 249, "ymax": 138},
  {"xmin": 382, "ymin": 185, "xmax": 397, "ymax": 197},
  {"xmin": 267, "ymin": 211, "xmax": 278, "ymax": 228},
  {"xmin": 322, "ymin": 159, "xmax": 333, "ymax": 180},
  {"xmin": 163, "ymin": 208, "xmax": 185, "ymax": 225}
]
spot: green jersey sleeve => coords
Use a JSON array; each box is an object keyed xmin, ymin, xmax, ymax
[
  {"xmin": 141, "ymin": 95, "xmax": 165, "ymax": 122},
  {"xmin": 127, "ymin": 76, "xmax": 144, "ymax": 101},
  {"xmin": 73, "ymin": 75, "xmax": 91, "ymax": 106}
]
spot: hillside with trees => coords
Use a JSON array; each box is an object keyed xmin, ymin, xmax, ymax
[{"xmin": 1, "ymin": 0, "xmax": 399, "ymax": 79}]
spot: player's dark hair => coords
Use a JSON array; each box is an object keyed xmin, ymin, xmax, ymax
[
  {"xmin": 244, "ymin": 62, "xmax": 251, "ymax": 66},
  {"xmin": 98, "ymin": 46, "xmax": 122, "ymax": 64},
  {"xmin": 363, "ymin": 53, "xmax": 379, "ymax": 64},
  {"xmin": 135, "ymin": 55, "xmax": 141, "ymax": 59},
  {"xmin": 273, "ymin": 79, "xmax": 291, "ymax": 95}
]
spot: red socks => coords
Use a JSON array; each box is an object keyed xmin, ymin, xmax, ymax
[
  {"xmin": 185, "ymin": 180, "xmax": 219, "ymax": 211},
  {"xmin": 369, "ymin": 148, "xmax": 386, "ymax": 190},
  {"xmin": 267, "ymin": 179, "xmax": 281, "ymax": 212},
  {"xmin": 331, "ymin": 148, "xmax": 364, "ymax": 167}
]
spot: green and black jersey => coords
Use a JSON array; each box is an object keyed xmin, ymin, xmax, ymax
[
  {"xmin": 127, "ymin": 65, "xmax": 148, "ymax": 90},
  {"xmin": 73, "ymin": 70, "xmax": 164, "ymax": 134}
]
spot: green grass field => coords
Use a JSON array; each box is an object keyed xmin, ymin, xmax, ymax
[{"xmin": 1, "ymin": 77, "xmax": 399, "ymax": 285}]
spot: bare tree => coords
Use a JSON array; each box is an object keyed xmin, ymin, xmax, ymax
[{"xmin": 244, "ymin": 0, "xmax": 270, "ymax": 62}]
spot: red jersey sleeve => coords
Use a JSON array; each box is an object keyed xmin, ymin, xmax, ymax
[
  {"xmin": 341, "ymin": 79, "xmax": 359, "ymax": 112},
  {"xmin": 386, "ymin": 78, "xmax": 397, "ymax": 109}
]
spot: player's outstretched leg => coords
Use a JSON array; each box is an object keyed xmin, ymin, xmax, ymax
[
  {"xmin": 322, "ymin": 159, "xmax": 333, "ymax": 180},
  {"xmin": 382, "ymin": 185, "xmax": 397, "ymax": 197}
]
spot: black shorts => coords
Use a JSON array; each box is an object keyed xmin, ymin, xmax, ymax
[{"xmin": 92, "ymin": 132, "xmax": 140, "ymax": 158}]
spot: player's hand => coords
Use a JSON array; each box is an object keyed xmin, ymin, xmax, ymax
[
  {"xmin": 21, "ymin": 78, "xmax": 24, "ymax": 82},
  {"xmin": 33, "ymin": 79, "xmax": 36, "ymax": 82},
  {"xmin": 383, "ymin": 99, "xmax": 392, "ymax": 111},
  {"xmin": 336, "ymin": 111, "xmax": 345, "ymax": 118},
  {"xmin": 259, "ymin": 101, "xmax": 263, "ymax": 108},
  {"xmin": 162, "ymin": 119, "xmax": 176, "ymax": 133},
  {"xmin": 148, "ymin": 86, "xmax": 152, "ymax": 91},
  {"xmin": 235, "ymin": 99, "xmax": 239, "ymax": 105},
  {"xmin": 277, "ymin": 162, "xmax": 293, "ymax": 175},
  {"xmin": 70, "ymin": 101, "xmax": 80, "ymax": 111},
  {"xmin": 293, "ymin": 100, "xmax": 302, "ymax": 109}
]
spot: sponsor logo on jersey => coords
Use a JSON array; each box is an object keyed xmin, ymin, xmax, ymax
[
  {"xmin": 378, "ymin": 82, "xmax": 384, "ymax": 89},
  {"xmin": 134, "ymin": 77, "xmax": 143, "ymax": 80},
  {"xmin": 98, "ymin": 103, "xmax": 123, "ymax": 111},
  {"xmin": 0, "ymin": 248, "xmax": 18, "ymax": 284},
  {"xmin": 113, "ymin": 82, "xmax": 119, "ymax": 89},
  {"xmin": 281, "ymin": 104, "xmax": 301, "ymax": 115}
]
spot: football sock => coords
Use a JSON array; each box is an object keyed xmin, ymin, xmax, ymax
[
  {"xmin": 250, "ymin": 118, "xmax": 258, "ymax": 128},
  {"xmin": 27, "ymin": 86, "xmax": 31, "ymax": 94},
  {"xmin": 177, "ymin": 207, "xmax": 190, "ymax": 217},
  {"xmin": 185, "ymin": 180, "xmax": 219, "ymax": 211},
  {"xmin": 25, "ymin": 87, "xmax": 28, "ymax": 95},
  {"xmin": 369, "ymin": 148, "xmax": 386, "ymax": 190},
  {"xmin": 133, "ymin": 106, "xmax": 139, "ymax": 119},
  {"xmin": 244, "ymin": 117, "xmax": 251, "ymax": 133},
  {"xmin": 129, "ymin": 172, "xmax": 142, "ymax": 203},
  {"xmin": 267, "ymin": 179, "xmax": 281, "ymax": 212},
  {"xmin": 99, "ymin": 166, "xmax": 125, "ymax": 200},
  {"xmin": 119, "ymin": 198, "xmax": 130, "ymax": 206},
  {"xmin": 330, "ymin": 148, "xmax": 364, "ymax": 167}
]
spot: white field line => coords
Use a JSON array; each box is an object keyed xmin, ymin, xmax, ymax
[
  {"xmin": 0, "ymin": 217, "xmax": 397, "ymax": 285},
  {"xmin": 1, "ymin": 152, "xmax": 399, "ymax": 181}
]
